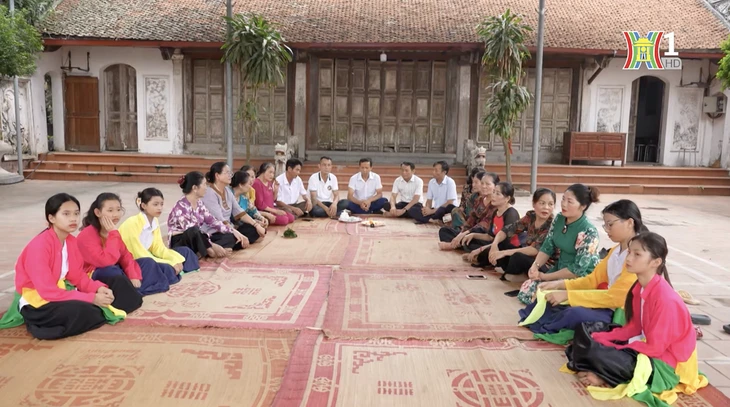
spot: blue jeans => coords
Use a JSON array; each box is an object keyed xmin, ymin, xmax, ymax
[{"xmin": 340, "ymin": 197, "xmax": 389, "ymax": 215}]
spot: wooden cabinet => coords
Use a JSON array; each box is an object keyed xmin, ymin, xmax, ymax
[{"xmin": 562, "ymin": 132, "xmax": 626, "ymax": 166}]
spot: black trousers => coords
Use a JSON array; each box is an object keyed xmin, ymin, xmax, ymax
[
  {"xmin": 411, "ymin": 204, "xmax": 456, "ymax": 224},
  {"xmin": 566, "ymin": 322, "xmax": 639, "ymax": 387},
  {"xmin": 211, "ymin": 222, "xmax": 260, "ymax": 250},
  {"xmin": 170, "ymin": 226, "xmax": 211, "ymax": 258},
  {"xmin": 20, "ymin": 275, "xmax": 142, "ymax": 340},
  {"xmin": 438, "ymin": 225, "xmax": 492, "ymax": 251},
  {"xmin": 382, "ymin": 201, "xmax": 423, "ymax": 218},
  {"xmin": 477, "ymin": 249, "xmax": 534, "ymax": 272}
]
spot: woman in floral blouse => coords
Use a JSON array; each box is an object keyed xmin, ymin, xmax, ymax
[
  {"xmin": 516, "ymin": 184, "xmax": 601, "ymax": 305},
  {"xmin": 450, "ymin": 167, "xmax": 484, "ymax": 228},
  {"xmin": 473, "ymin": 188, "xmax": 557, "ymax": 279},
  {"xmin": 167, "ymin": 171, "xmax": 245, "ymax": 259},
  {"xmin": 438, "ymin": 172, "xmax": 499, "ymax": 251}
]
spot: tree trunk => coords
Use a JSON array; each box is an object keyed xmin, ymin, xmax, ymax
[{"xmin": 501, "ymin": 136, "xmax": 512, "ymax": 183}]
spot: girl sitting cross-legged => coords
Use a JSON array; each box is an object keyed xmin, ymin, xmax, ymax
[
  {"xmin": 518, "ymin": 199, "xmax": 645, "ymax": 343},
  {"xmin": 117, "ymin": 188, "xmax": 200, "ymax": 294},
  {"xmin": 0, "ymin": 194, "xmax": 139, "ymax": 340},
  {"xmin": 77, "ymin": 193, "xmax": 161, "ymax": 299},
  {"xmin": 563, "ymin": 232, "xmax": 708, "ymax": 406},
  {"xmin": 167, "ymin": 171, "xmax": 244, "ymax": 259}
]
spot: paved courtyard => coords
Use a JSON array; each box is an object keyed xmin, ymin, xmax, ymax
[{"xmin": 1, "ymin": 180, "xmax": 730, "ymax": 405}]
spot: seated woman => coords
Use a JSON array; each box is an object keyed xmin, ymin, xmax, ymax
[
  {"xmin": 167, "ymin": 171, "xmax": 244, "ymax": 259},
  {"xmin": 76, "ymin": 194, "xmax": 150, "ymax": 303},
  {"xmin": 229, "ymin": 170, "xmax": 269, "ymax": 233},
  {"xmin": 239, "ymin": 165, "xmax": 273, "ymax": 226},
  {"xmin": 117, "ymin": 188, "xmax": 200, "ymax": 292},
  {"xmin": 450, "ymin": 167, "xmax": 484, "ymax": 228},
  {"xmin": 202, "ymin": 162, "xmax": 262, "ymax": 251},
  {"xmin": 564, "ymin": 232, "xmax": 707, "ymax": 405},
  {"xmin": 438, "ymin": 172, "xmax": 499, "ymax": 251},
  {"xmin": 517, "ymin": 184, "xmax": 601, "ymax": 305},
  {"xmin": 460, "ymin": 181, "xmax": 521, "ymax": 261},
  {"xmin": 473, "ymin": 188, "xmax": 556, "ymax": 279},
  {"xmin": 0, "ymin": 193, "xmax": 140, "ymax": 339},
  {"xmin": 518, "ymin": 199, "xmax": 645, "ymax": 341},
  {"xmin": 252, "ymin": 162, "xmax": 295, "ymax": 226}
]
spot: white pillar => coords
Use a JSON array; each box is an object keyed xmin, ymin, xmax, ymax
[
  {"xmin": 721, "ymin": 90, "xmax": 730, "ymax": 169},
  {"xmin": 50, "ymin": 71, "xmax": 65, "ymax": 151},
  {"xmin": 171, "ymin": 49, "xmax": 185, "ymax": 154},
  {"xmin": 294, "ymin": 62, "xmax": 307, "ymax": 158}
]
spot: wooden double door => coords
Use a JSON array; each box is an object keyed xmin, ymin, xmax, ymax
[{"xmin": 314, "ymin": 58, "xmax": 449, "ymax": 153}]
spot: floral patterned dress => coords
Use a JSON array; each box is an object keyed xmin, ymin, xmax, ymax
[
  {"xmin": 517, "ymin": 213, "xmax": 600, "ymax": 304},
  {"xmin": 166, "ymin": 196, "xmax": 232, "ymax": 245},
  {"xmin": 451, "ymin": 189, "xmax": 477, "ymax": 228}
]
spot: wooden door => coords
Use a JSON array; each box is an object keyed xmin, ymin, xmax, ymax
[
  {"xmin": 627, "ymin": 79, "xmax": 640, "ymax": 161},
  {"xmin": 233, "ymin": 66, "xmax": 289, "ymax": 145},
  {"xmin": 104, "ymin": 64, "xmax": 138, "ymax": 151},
  {"xmin": 64, "ymin": 76, "xmax": 100, "ymax": 151},
  {"xmin": 315, "ymin": 58, "xmax": 447, "ymax": 153},
  {"xmin": 191, "ymin": 59, "xmax": 224, "ymax": 146},
  {"xmin": 478, "ymin": 68, "xmax": 572, "ymax": 153}
]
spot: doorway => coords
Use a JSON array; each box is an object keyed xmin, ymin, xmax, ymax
[
  {"xmin": 104, "ymin": 64, "xmax": 138, "ymax": 151},
  {"xmin": 628, "ymin": 76, "xmax": 665, "ymax": 163}
]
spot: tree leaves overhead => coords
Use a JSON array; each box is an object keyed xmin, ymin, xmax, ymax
[
  {"xmin": 0, "ymin": 5, "xmax": 43, "ymax": 78},
  {"xmin": 716, "ymin": 34, "xmax": 730, "ymax": 91}
]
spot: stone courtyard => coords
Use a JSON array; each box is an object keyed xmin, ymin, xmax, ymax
[{"xmin": 1, "ymin": 180, "xmax": 730, "ymax": 405}]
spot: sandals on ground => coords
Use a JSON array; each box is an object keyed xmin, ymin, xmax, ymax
[{"xmin": 677, "ymin": 289, "xmax": 701, "ymax": 305}]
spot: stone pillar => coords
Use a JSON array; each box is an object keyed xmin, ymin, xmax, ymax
[
  {"xmin": 456, "ymin": 62, "xmax": 472, "ymax": 163},
  {"xmin": 171, "ymin": 49, "xmax": 185, "ymax": 154},
  {"xmin": 294, "ymin": 60, "xmax": 307, "ymax": 159},
  {"xmin": 721, "ymin": 90, "xmax": 730, "ymax": 169}
]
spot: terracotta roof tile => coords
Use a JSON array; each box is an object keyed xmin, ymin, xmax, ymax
[{"xmin": 42, "ymin": 0, "xmax": 729, "ymax": 50}]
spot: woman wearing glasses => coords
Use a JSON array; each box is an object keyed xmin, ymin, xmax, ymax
[
  {"xmin": 516, "ymin": 184, "xmax": 601, "ymax": 305},
  {"xmin": 518, "ymin": 200, "xmax": 645, "ymax": 341}
]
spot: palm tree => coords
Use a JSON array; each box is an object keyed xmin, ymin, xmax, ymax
[
  {"xmin": 222, "ymin": 13, "xmax": 293, "ymax": 162},
  {"xmin": 477, "ymin": 10, "xmax": 534, "ymax": 182}
]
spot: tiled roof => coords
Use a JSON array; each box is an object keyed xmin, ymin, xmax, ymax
[{"xmin": 42, "ymin": 0, "xmax": 729, "ymax": 50}]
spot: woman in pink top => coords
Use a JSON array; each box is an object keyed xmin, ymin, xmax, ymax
[{"xmin": 252, "ymin": 163, "xmax": 295, "ymax": 226}]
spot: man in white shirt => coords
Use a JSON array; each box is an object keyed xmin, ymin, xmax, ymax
[
  {"xmin": 307, "ymin": 156, "xmax": 341, "ymax": 218},
  {"xmin": 413, "ymin": 160, "xmax": 458, "ymax": 224},
  {"xmin": 340, "ymin": 158, "xmax": 389, "ymax": 214},
  {"xmin": 275, "ymin": 158, "xmax": 312, "ymax": 218},
  {"xmin": 383, "ymin": 161, "xmax": 424, "ymax": 218}
]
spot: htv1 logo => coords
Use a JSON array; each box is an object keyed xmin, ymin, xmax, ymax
[{"xmin": 623, "ymin": 31, "xmax": 682, "ymax": 70}]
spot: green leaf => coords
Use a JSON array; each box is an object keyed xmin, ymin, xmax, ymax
[{"xmin": 0, "ymin": 5, "xmax": 43, "ymax": 78}]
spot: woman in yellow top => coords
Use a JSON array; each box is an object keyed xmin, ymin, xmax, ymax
[
  {"xmin": 518, "ymin": 200, "xmax": 644, "ymax": 340},
  {"xmin": 118, "ymin": 188, "xmax": 200, "ymax": 293}
]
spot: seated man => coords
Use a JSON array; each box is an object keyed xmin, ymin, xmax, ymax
[
  {"xmin": 338, "ymin": 158, "xmax": 388, "ymax": 215},
  {"xmin": 383, "ymin": 161, "xmax": 424, "ymax": 218},
  {"xmin": 308, "ymin": 156, "xmax": 341, "ymax": 218},
  {"xmin": 275, "ymin": 158, "xmax": 312, "ymax": 218},
  {"xmin": 412, "ymin": 160, "xmax": 458, "ymax": 224}
]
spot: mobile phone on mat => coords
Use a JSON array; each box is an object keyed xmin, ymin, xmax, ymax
[{"xmin": 466, "ymin": 275, "xmax": 487, "ymax": 280}]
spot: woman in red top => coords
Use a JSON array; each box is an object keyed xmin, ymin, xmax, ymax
[
  {"xmin": 76, "ymin": 193, "xmax": 146, "ymax": 304},
  {"xmin": 10, "ymin": 193, "xmax": 139, "ymax": 339},
  {"xmin": 462, "ymin": 181, "xmax": 521, "ymax": 263},
  {"xmin": 252, "ymin": 162, "xmax": 295, "ymax": 226},
  {"xmin": 566, "ymin": 232, "xmax": 700, "ymax": 390}
]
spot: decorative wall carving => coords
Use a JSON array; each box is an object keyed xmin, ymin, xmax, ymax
[
  {"xmin": 0, "ymin": 79, "xmax": 32, "ymax": 154},
  {"xmin": 672, "ymin": 88, "xmax": 701, "ymax": 151},
  {"xmin": 595, "ymin": 86, "xmax": 624, "ymax": 133},
  {"xmin": 144, "ymin": 76, "xmax": 169, "ymax": 140}
]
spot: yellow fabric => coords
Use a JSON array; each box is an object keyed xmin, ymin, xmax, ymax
[
  {"xmin": 21, "ymin": 279, "xmax": 126, "ymax": 317},
  {"xmin": 565, "ymin": 246, "xmax": 637, "ymax": 309},
  {"xmin": 656, "ymin": 350, "xmax": 708, "ymax": 404},
  {"xmin": 119, "ymin": 213, "xmax": 185, "ymax": 267},
  {"xmin": 587, "ymin": 353, "xmax": 653, "ymax": 400},
  {"xmin": 247, "ymin": 188, "xmax": 256, "ymax": 203},
  {"xmin": 560, "ymin": 363, "xmax": 576, "ymax": 374},
  {"xmin": 518, "ymin": 289, "xmax": 569, "ymax": 326}
]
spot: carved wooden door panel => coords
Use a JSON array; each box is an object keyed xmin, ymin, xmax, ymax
[
  {"xmin": 233, "ymin": 68, "xmax": 289, "ymax": 145},
  {"xmin": 477, "ymin": 68, "xmax": 572, "ymax": 153},
  {"xmin": 191, "ymin": 59, "xmax": 224, "ymax": 145},
  {"xmin": 104, "ymin": 64, "xmax": 138, "ymax": 151},
  {"xmin": 64, "ymin": 76, "xmax": 100, "ymax": 151},
  {"xmin": 316, "ymin": 59, "xmax": 447, "ymax": 153}
]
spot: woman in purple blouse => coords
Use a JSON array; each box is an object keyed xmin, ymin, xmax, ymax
[{"xmin": 167, "ymin": 171, "xmax": 245, "ymax": 259}]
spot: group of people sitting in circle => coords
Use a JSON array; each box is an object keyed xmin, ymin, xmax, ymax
[{"xmin": 0, "ymin": 156, "xmax": 711, "ymax": 405}]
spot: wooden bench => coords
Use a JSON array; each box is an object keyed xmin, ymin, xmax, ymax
[{"xmin": 562, "ymin": 132, "xmax": 626, "ymax": 166}]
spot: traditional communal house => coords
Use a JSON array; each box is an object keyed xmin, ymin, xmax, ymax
[{"xmin": 3, "ymin": 0, "xmax": 730, "ymax": 171}]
